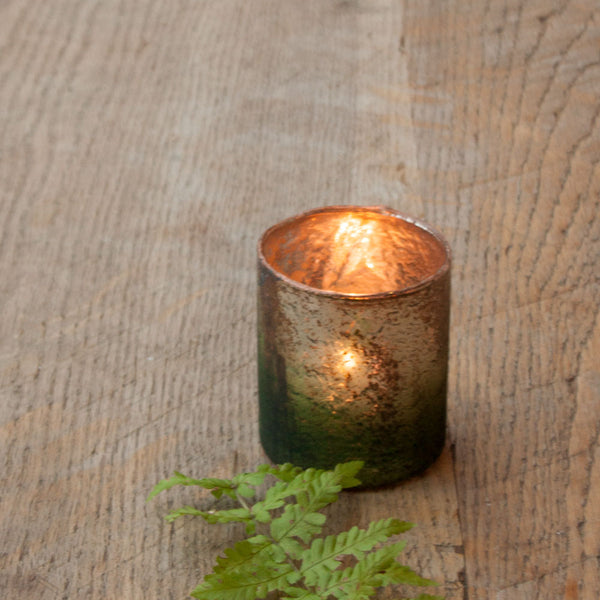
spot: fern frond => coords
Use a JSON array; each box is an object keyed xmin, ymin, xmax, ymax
[
  {"xmin": 280, "ymin": 588, "xmax": 322, "ymax": 600},
  {"xmin": 151, "ymin": 461, "xmax": 441, "ymax": 600},
  {"xmin": 270, "ymin": 503, "xmax": 327, "ymax": 544},
  {"xmin": 259, "ymin": 463, "xmax": 304, "ymax": 482},
  {"xmin": 300, "ymin": 518, "xmax": 412, "ymax": 587},
  {"xmin": 284, "ymin": 468, "xmax": 343, "ymax": 510},
  {"xmin": 146, "ymin": 472, "xmax": 236, "ymax": 502},
  {"xmin": 164, "ymin": 506, "xmax": 207, "ymax": 522},
  {"xmin": 164, "ymin": 506, "xmax": 253, "ymax": 525},
  {"xmin": 278, "ymin": 536, "xmax": 305, "ymax": 560},
  {"xmin": 211, "ymin": 535, "xmax": 273, "ymax": 576},
  {"xmin": 191, "ymin": 561, "xmax": 300, "ymax": 600},
  {"xmin": 231, "ymin": 469, "xmax": 271, "ymax": 499},
  {"xmin": 250, "ymin": 481, "xmax": 289, "ymax": 522},
  {"xmin": 314, "ymin": 541, "xmax": 410, "ymax": 599},
  {"xmin": 333, "ymin": 461, "xmax": 364, "ymax": 489},
  {"xmin": 269, "ymin": 467, "xmax": 355, "ymax": 545},
  {"xmin": 378, "ymin": 563, "xmax": 439, "ymax": 588}
]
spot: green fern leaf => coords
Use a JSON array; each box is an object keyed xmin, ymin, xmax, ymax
[
  {"xmin": 270, "ymin": 503, "xmax": 327, "ymax": 544},
  {"xmin": 314, "ymin": 541, "xmax": 409, "ymax": 598},
  {"xmin": 211, "ymin": 536, "xmax": 272, "ymax": 575},
  {"xmin": 299, "ymin": 468, "xmax": 347, "ymax": 510},
  {"xmin": 303, "ymin": 470, "xmax": 344, "ymax": 509},
  {"xmin": 191, "ymin": 562, "xmax": 300, "ymax": 600},
  {"xmin": 146, "ymin": 472, "xmax": 236, "ymax": 502},
  {"xmin": 164, "ymin": 505, "xmax": 253, "ymax": 525},
  {"xmin": 300, "ymin": 518, "xmax": 412, "ymax": 586},
  {"xmin": 250, "ymin": 480, "xmax": 289, "ymax": 522},
  {"xmin": 285, "ymin": 468, "xmax": 342, "ymax": 510},
  {"xmin": 333, "ymin": 460, "xmax": 364, "ymax": 489},
  {"xmin": 269, "ymin": 467, "xmax": 355, "ymax": 545},
  {"xmin": 150, "ymin": 462, "xmax": 442, "ymax": 600},
  {"xmin": 164, "ymin": 505, "xmax": 207, "ymax": 522},
  {"xmin": 259, "ymin": 463, "xmax": 304, "ymax": 482},
  {"xmin": 377, "ymin": 563, "xmax": 439, "ymax": 588},
  {"xmin": 280, "ymin": 588, "xmax": 322, "ymax": 600},
  {"xmin": 231, "ymin": 469, "xmax": 271, "ymax": 499},
  {"xmin": 202, "ymin": 507, "xmax": 253, "ymax": 525}
]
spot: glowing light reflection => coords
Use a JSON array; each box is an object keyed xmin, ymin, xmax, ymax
[{"xmin": 340, "ymin": 351, "xmax": 357, "ymax": 371}]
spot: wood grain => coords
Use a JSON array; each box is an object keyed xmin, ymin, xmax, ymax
[
  {"xmin": 402, "ymin": 1, "xmax": 600, "ymax": 597},
  {"xmin": 1, "ymin": 1, "xmax": 598, "ymax": 599}
]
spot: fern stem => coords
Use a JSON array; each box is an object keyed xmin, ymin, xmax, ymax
[{"xmin": 236, "ymin": 492, "xmax": 250, "ymax": 511}]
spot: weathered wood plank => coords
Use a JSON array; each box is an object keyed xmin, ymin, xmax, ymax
[
  {"xmin": 403, "ymin": 0, "xmax": 600, "ymax": 597},
  {"xmin": 1, "ymin": 0, "xmax": 598, "ymax": 599}
]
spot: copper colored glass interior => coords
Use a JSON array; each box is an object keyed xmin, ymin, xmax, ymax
[{"xmin": 262, "ymin": 209, "xmax": 447, "ymax": 295}]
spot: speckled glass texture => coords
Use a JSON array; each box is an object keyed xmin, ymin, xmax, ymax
[{"xmin": 257, "ymin": 206, "xmax": 451, "ymax": 487}]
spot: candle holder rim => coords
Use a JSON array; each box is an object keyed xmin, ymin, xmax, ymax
[{"xmin": 258, "ymin": 205, "xmax": 451, "ymax": 300}]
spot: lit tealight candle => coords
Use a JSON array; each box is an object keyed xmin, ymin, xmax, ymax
[
  {"xmin": 340, "ymin": 350, "xmax": 357, "ymax": 372},
  {"xmin": 257, "ymin": 206, "xmax": 451, "ymax": 487}
]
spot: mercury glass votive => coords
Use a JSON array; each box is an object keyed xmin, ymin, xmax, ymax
[{"xmin": 257, "ymin": 206, "xmax": 451, "ymax": 487}]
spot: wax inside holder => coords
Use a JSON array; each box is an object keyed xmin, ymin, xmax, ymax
[{"xmin": 257, "ymin": 206, "xmax": 450, "ymax": 487}]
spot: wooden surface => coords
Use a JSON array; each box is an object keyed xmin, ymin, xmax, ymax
[{"xmin": 1, "ymin": 1, "xmax": 598, "ymax": 598}]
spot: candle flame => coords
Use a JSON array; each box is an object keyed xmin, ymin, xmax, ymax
[
  {"xmin": 333, "ymin": 217, "xmax": 375, "ymax": 249},
  {"xmin": 321, "ymin": 215, "xmax": 395, "ymax": 294},
  {"xmin": 341, "ymin": 351, "xmax": 357, "ymax": 371},
  {"xmin": 262, "ymin": 207, "xmax": 449, "ymax": 295}
]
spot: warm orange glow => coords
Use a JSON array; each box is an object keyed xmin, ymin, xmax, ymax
[
  {"xmin": 340, "ymin": 350, "xmax": 357, "ymax": 371},
  {"xmin": 322, "ymin": 214, "xmax": 394, "ymax": 294},
  {"xmin": 261, "ymin": 207, "xmax": 448, "ymax": 295}
]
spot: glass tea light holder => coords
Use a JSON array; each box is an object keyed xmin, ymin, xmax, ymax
[{"xmin": 257, "ymin": 206, "xmax": 451, "ymax": 487}]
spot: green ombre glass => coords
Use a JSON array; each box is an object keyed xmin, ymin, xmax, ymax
[{"xmin": 257, "ymin": 206, "xmax": 451, "ymax": 487}]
